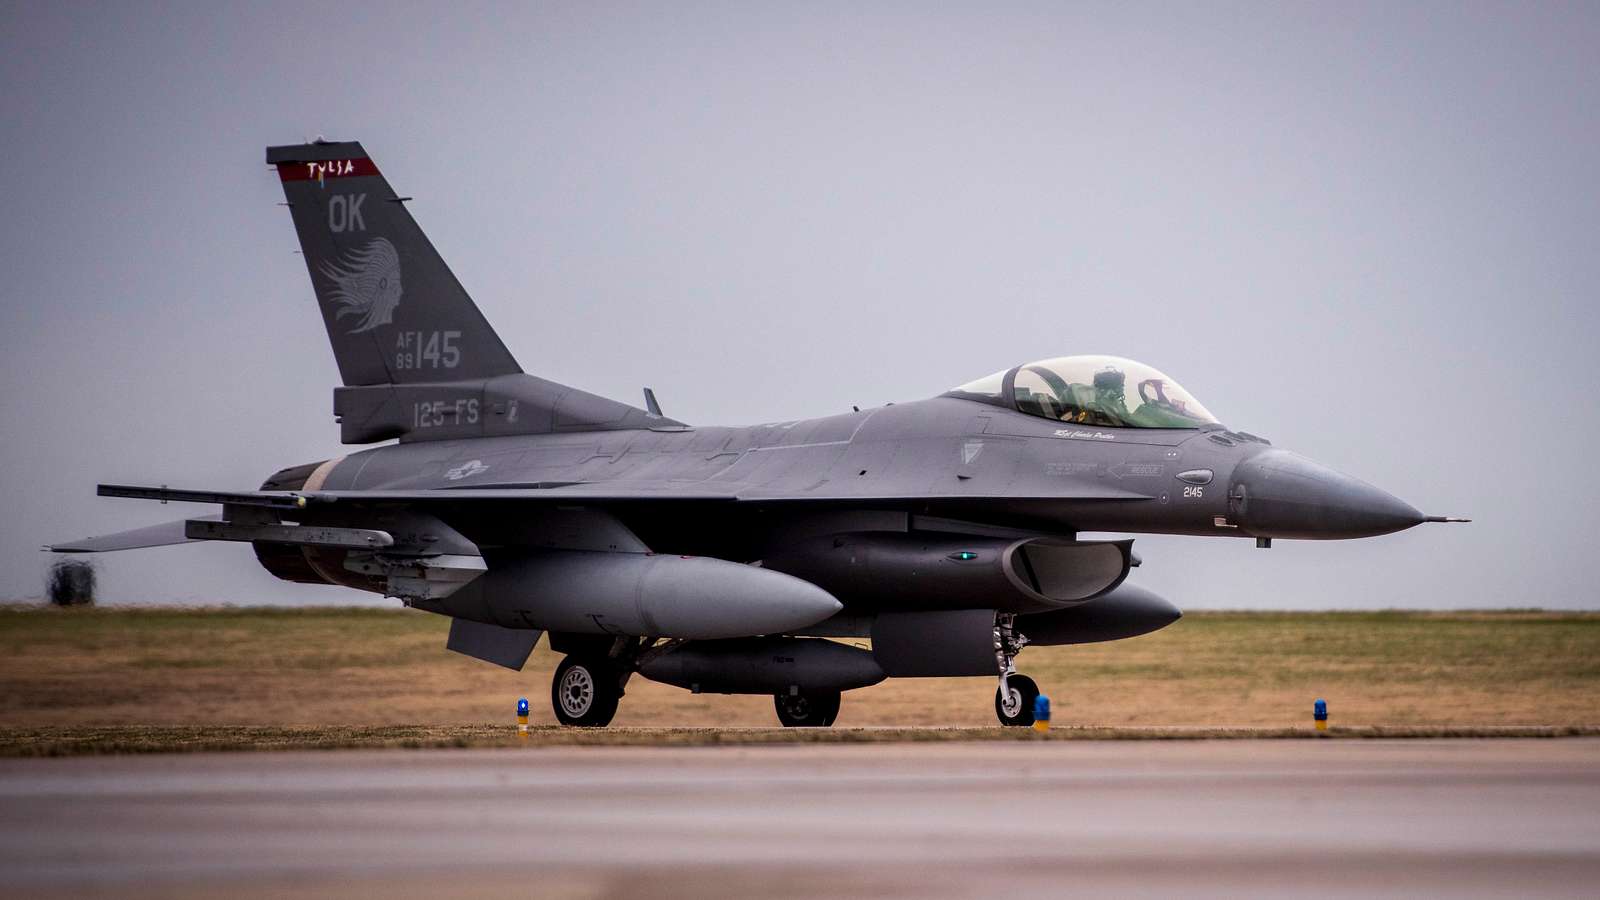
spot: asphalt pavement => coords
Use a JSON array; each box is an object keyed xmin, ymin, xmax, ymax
[{"xmin": 1, "ymin": 738, "xmax": 1596, "ymax": 898}]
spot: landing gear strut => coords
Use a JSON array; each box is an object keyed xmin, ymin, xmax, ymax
[{"xmin": 993, "ymin": 613, "xmax": 1038, "ymax": 727}]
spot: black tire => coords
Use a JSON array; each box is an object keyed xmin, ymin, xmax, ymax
[
  {"xmin": 995, "ymin": 674, "xmax": 1040, "ymax": 727},
  {"xmin": 774, "ymin": 690, "xmax": 841, "ymax": 727},
  {"xmin": 552, "ymin": 655, "xmax": 621, "ymax": 727}
]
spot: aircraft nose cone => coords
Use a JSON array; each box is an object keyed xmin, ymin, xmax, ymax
[{"xmin": 1231, "ymin": 449, "xmax": 1425, "ymax": 539}]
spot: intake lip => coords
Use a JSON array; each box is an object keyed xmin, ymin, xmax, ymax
[{"xmin": 1231, "ymin": 449, "xmax": 1425, "ymax": 539}]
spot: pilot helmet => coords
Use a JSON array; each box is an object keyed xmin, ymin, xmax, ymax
[{"xmin": 1093, "ymin": 367, "xmax": 1126, "ymax": 392}]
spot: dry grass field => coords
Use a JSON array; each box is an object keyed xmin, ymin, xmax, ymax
[{"xmin": 2, "ymin": 606, "xmax": 1596, "ymax": 739}]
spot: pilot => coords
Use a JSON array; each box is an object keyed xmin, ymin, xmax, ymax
[{"xmin": 1090, "ymin": 366, "xmax": 1132, "ymax": 424}]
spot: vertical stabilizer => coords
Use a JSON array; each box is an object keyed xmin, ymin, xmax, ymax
[{"xmin": 267, "ymin": 141, "xmax": 522, "ymax": 387}]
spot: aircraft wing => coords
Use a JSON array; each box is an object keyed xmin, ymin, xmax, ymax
[
  {"xmin": 90, "ymin": 479, "xmax": 1149, "ymax": 508},
  {"xmin": 52, "ymin": 480, "xmax": 1146, "ymax": 552}
]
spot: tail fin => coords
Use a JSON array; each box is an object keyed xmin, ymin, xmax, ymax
[{"xmin": 267, "ymin": 140, "xmax": 521, "ymax": 386}]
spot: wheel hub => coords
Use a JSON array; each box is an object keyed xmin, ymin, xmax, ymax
[
  {"xmin": 559, "ymin": 667, "xmax": 594, "ymax": 717},
  {"xmin": 1001, "ymin": 687, "xmax": 1023, "ymax": 718}
]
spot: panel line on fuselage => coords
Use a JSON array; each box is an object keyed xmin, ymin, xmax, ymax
[{"xmin": 745, "ymin": 440, "xmax": 853, "ymax": 452}]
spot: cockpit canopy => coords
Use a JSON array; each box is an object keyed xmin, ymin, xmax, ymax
[{"xmin": 949, "ymin": 355, "xmax": 1220, "ymax": 429}]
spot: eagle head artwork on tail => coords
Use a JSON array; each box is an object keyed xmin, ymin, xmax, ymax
[{"xmin": 319, "ymin": 237, "xmax": 402, "ymax": 333}]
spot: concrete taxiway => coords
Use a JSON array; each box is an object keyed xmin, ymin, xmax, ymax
[{"xmin": 1, "ymin": 739, "xmax": 1597, "ymax": 898}]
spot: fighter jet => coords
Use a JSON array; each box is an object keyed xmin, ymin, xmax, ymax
[{"xmin": 51, "ymin": 141, "xmax": 1467, "ymax": 727}]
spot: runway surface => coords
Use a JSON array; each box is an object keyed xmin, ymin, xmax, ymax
[{"xmin": 2, "ymin": 738, "xmax": 1597, "ymax": 898}]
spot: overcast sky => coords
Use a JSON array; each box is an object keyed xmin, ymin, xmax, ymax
[{"xmin": 2, "ymin": 2, "xmax": 1596, "ymax": 609}]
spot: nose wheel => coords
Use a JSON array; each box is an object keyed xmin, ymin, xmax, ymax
[
  {"xmin": 995, "ymin": 674, "xmax": 1039, "ymax": 726},
  {"xmin": 993, "ymin": 613, "xmax": 1039, "ymax": 726}
]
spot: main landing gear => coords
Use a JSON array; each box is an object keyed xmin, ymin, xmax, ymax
[
  {"xmin": 550, "ymin": 635, "xmax": 665, "ymax": 727},
  {"xmin": 993, "ymin": 613, "xmax": 1038, "ymax": 727},
  {"xmin": 774, "ymin": 690, "xmax": 842, "ymax": 727},
  {"xmin": 551, "ymin": 654, "xmax": 624, "ymax": 727}
]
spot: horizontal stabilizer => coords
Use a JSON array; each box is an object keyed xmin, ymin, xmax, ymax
[
  {"xmin": 446, "ymin": 618, "xmax": 541, "ymax": 671},
  {"xmin": 50, "ymin": 516, "xmax": 220, "ymax": 553},
  {"xmin": 99, "ymin": 484, "xmax": 307, "ymax": 510}
]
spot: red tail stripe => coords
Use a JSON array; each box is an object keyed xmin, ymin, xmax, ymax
[{"xmin": 276, "ymin": 158, "xmax": 382, "ymax": 182}]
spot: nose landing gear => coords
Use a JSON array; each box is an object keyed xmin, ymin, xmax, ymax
[
  {"xmin": 993, "ymin": 613, "xmax": 1039, "ymax": 727},
  {"xmin": 996, "ymin": 673, "xmax": 1040, "ymax": 726}
]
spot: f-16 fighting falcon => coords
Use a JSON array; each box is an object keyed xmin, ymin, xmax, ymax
[{"xmin": 52, "ymin": 141, "xmax": 1467, "ymax": 727}]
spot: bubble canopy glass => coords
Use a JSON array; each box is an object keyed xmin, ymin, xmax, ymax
[{"xmin": 948, "ymin": 356, "xmax": 1220, "ymax": 429}]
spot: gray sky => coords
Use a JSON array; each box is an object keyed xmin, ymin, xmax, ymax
[{"xmin": 2, "ymin": 2, "xmax": 1596, "ymax": 609}]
